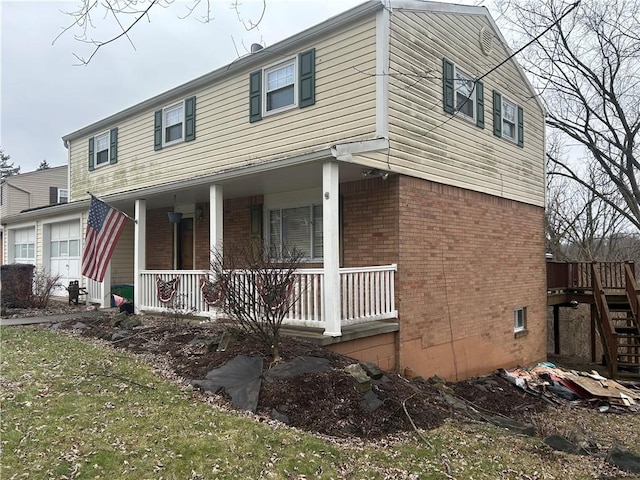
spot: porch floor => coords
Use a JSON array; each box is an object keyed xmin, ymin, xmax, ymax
[{"xmin": 280, "ymin": 320, "xmax": 399, "ymax": 346}]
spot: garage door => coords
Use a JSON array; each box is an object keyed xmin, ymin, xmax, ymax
[{"xmin": 49, "ymin": 221, "xmax": 81, "ymax": 295}]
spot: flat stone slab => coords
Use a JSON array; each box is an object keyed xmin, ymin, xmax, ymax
[
  {"xmin": 191, "ymin": 355, "xmax": 263, "ymax": 412},
  {"xmin": 264, "ymin": 356, "xmax": 331, "ymax": 382},
  {"xmin": 543, "ymin": 435, "xmax": 589, "ymax": 455},
  {"xmin": 606, "ymin": 444, "xmax": 640, "ymax": 473}
]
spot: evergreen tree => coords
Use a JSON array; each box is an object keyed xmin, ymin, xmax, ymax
[
  {"xmin": 37, "ymin": 159, "xmax": 50, "ymax": 170},
  {"xmin": 0, "ymin": 148, "xmax": 20, "ymax": 178}
]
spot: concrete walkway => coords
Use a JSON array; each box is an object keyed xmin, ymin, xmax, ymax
[{"xmin": 0, "ymin": 310, "xmax": 104, "ymax": 327}]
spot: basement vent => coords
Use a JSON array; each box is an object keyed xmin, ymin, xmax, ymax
[{"xmin": 479, "ymin": 27, "xmax": 494, "ymax": 56}]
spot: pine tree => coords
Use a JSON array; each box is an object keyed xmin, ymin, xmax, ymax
[
  {"xmin": 0, "ymin": 148, "xmax": 20, "ymax": 178},
  {"xmin": 37, "ymin": 159, "xmax": 50, "ymax": 170}
]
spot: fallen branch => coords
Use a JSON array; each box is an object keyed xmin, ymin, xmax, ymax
[
  {"xmin": 402, "ymin": 393, "xmax": 434, "ymax": 449},
  {"xmin": 89, "ymin": 371, "xmax": 155, "ymax": 390}
]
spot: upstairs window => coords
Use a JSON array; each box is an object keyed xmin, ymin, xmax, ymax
[
  {"xmin": 95, "ymin": 131, "xmax": 110, "ymax": 165},
  {"xmin": 455, "ymin": 69, "xmax": 476, "ymax": 119},
  {"xmin": 266, "ymin": 60, "xmax": 296, "ymax": 112},
  {"xmin": 58, "ymin": 188, "xmax": 68, "ymax": 204},
  {"xmin": 249, "ymin": 48, "xmax": 315, "ymax": 123},
  {"xmin": 88, "ymin": 128, "xmax": 118, "ymax": 171},
  {"xmin": 154, "ymin": 96, "xmax": 196, "ymax": 150},
  {"xmin": 164, "ymin": 102, "xmax": 184, "ymax": 144},
  {"xmin": 493, "ymin": 91, "xmax": 524, "ymax": 147},
  {"xmin": 442, "ymin": 58, "xmax": 484, "ymax": 128}
]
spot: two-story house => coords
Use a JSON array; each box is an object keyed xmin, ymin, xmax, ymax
[
  {"xmin": 1, "ymin": 0, "xmax": 546, "ymax": 381},
  {"xmin": 1, "ymin": 165, "xmax": 68, "ymax": 266}
]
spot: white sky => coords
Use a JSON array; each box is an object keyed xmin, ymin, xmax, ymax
[{"xmin": 1, "ymin": 0, "xmax": 485, "ymax": 173}]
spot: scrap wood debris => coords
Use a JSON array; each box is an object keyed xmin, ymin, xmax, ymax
[{"xmin": 500, "ymin": 363, "xmax": 640, "ymax": 412}]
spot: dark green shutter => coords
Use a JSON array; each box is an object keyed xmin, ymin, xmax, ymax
[
  {"xmin": 109, "ymin": 128, "xmax": 118, "ymax": 164},
  {"xmin": 517, "ymin": 106, "xmax": 524, "ymax": 147},
  {"xmin": 88, "ymin": 137, "xmax": 95, "ymax": 171},
  {"xmin": 185, "ymin": 96, "xmax": 196, "ymax": 142},
  {"xmin": 154, "ymin": 110, "xmax": 163, "ymax": 150},
  {"xmin": 50, "ymin": 187, "xmax": 58, "ymax": 204},
  {"xmin": 443, "ymin": 58, "xmax": 455, "ymax": 114},
  {"xmin": 299, "ymin": 48, "xmax": 316, "ymax": 108},
  {"xmin": 476, "ymin": 81, "xmax": 484, "ymax": 128},
  {"xmin": 493, "ymin": 91, "xmax": 502, "ymax": 137},
  {"xmin": 249, "ymin": 71, "xmax": 262, "ymax": 123}
]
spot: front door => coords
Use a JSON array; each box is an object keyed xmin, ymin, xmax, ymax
[{"xmin": 177, "ymin": 217, "xmax": 194, "ymax": 270}]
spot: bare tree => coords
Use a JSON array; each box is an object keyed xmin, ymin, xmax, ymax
[
  {"xmin": 54, "ymin": 0, "xmax": 266, "ymax": 65},
  {"xmin": 498, "ymin": 0, "xmax": 640, "ymax": 230},
  {"xmin": 207, "ymin": 241, "xmax": 304, "ymax": 362}
]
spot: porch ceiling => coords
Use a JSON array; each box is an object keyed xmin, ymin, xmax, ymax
[{"xmin": 140, "ymin": 161, "xmax": 367, "ymax": 210}]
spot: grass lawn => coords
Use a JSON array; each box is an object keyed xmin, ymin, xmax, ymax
[{"xmin": 1, "ymin": 326, "xmax": 637, "ymax": 479}]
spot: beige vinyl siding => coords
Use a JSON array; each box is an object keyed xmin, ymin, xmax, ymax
[
  {"xmin": 1, "ymin": 166, "xmax": 68, "ymax": 216},
  {"xmin": 110, "ymin": 219, "xmax": 134, "ymax": 284},
  {"xmin": 70, "ymin": 16, "xmax": 378, "ymax": 199},
  {"xmin": 387, "ymin": 11, "xmax": 545, "ymax": 207}
]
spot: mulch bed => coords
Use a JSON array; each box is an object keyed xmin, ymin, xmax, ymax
[{"xmin": 6, "ymin": 307, "xmax": 552, "ymax": 438}]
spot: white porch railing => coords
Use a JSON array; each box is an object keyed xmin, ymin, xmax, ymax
[{"xmin": 138, "ymin": 264, "xmax": 397, "ymax": 332}]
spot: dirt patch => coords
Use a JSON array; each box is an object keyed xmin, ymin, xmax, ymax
[{"xmin": 23, "ymin": 309, "xmax": 556, "ymax": 439}]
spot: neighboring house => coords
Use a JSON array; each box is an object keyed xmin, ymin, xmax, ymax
[
  {"xmin": 0, "ymin": 165, "xmax": 68, "ymax": 266},
  {"xmin": 1, "ymin": 1, "xmax": 546, "ymax": 381}
]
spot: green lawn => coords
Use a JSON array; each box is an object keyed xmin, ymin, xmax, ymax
[{"xmin": 1, "ymin": 326, "xmax": 637, "ymax": 479}]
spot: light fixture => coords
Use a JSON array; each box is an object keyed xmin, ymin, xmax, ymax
[
  {"xmin": 361, "ymin": 168, "xmax": 390, "ymax": 180},
  {"xmin": 167, "ymin": 195, "xmax": 183, "ymax": 224}
]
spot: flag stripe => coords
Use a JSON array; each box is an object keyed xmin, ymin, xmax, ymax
[{"xmin": 81, "ymin": 197, "xmax": 127, "ymax": 282}]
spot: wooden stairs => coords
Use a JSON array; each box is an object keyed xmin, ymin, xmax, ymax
[{"xmin": 591, "ymin": 263, "xmax": 640, "ymax": 379}]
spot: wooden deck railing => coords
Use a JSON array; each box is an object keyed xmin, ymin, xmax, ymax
[{"xmin": 547, "ymin": 261, "xmax": 635, "ymax": 291}]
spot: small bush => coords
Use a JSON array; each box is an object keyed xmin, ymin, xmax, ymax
[
  {"xmin": 31, "ymin": 269, "xmax": 62, "ymax": 308},
  {"xmin": 0, "ymin": 263, "xmax": 35, "ymax": 308}
]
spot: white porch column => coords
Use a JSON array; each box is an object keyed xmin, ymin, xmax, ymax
[
  {"xmin": 323, "ymin": 162, "xmax": 341, "ymax": 336},
  {"xmin": 210, "ymin": 184, "xmax": 224, "ymax": 265},
  {"xmin": 134, "ymin": 199, "xmax": 146, "ymax": 314}
]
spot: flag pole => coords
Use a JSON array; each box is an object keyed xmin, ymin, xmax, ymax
[{"xmin": 87, "ymin": 191, "xmax": 138, "ymax": 224}]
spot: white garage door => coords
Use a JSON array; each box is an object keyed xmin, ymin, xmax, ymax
[{"xmin": 49, "ymin": 221, "xmax": 81, "ymax": 295}]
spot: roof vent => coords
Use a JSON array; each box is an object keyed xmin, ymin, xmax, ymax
[
  {"xmin": 479, "ymin": 27, "xmax": 494, "ymax": 56},
  {"xmin": 250, "ymin": 43, "xmax": 264, "ymax": 54}
]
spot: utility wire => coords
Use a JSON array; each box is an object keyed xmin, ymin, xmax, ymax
[{"xmin": 423, "ymin": 0, "xmax": 581, "ymax": 136}]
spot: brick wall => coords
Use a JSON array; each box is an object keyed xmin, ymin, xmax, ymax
[
  {"xmin": 396, "ymin": 176, "xmax": 547, "ymax": 381},
  {"xmin": 146, "ymin": 207, "xmax": 174, "ymax": 270},
  {"xmin": 340, "ymin": 177, "xmax": 399, "ymax": 267}
]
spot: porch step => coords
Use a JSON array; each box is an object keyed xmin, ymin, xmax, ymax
[{"xmin": 281, "ymin": 320, "xmax": 399, "ymax": 347}]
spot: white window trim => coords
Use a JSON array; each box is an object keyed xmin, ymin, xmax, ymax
[
  {"xmin": 263, "ymin": 56, "xmax": 298, "ymax": 117},
  {"xmin": 514, "ymin": 307, "xmax": 526, "ymax": 332},
  {"xmin": 94, "ymin": 130, "xmax": 111, "ymax": 168},
  {"xmin": 58, "ymin": 188, "xmax": 69, "ymax": 203},
  {"xmin": 453, "ymin": 65, "xmax": 476, "ymax": 123},
  {"xmin": 500, "ymin": 95, "xmax": 519, "ymax": 144},
  {"xmin": 265, "ymin": 203, "xmax": 323, "ymax": 262},
  {"xmin": 162, "ymin": 100, "xmax": 186, "ymax": 148}
]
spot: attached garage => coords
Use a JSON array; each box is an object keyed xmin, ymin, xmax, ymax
[{"xmin": 45, "ymin": 219, "xmax": 82, "ymax": 295}]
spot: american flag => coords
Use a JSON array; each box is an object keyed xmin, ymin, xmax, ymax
[{"xmin": 81, "ymin": 196, "xmax": 127, "ymax": 282}]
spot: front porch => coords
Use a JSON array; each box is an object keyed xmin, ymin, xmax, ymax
[{"xmin": 87, "ymin": 263, "xmax": 398, "ymax": 337}]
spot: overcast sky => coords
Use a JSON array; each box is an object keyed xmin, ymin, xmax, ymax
[{"xmin": 1, "ymin": 0, "xmax": 484, "ymax": 174}]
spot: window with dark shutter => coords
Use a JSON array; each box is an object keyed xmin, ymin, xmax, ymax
[
  {"xmin": 443, "ymin": 58, "xmax": 455, "ymax": 114},
  {"xmin": 249, "ymin": 70, "xmax": 262, "ymax": 122},
  {"xmin": 110, "ymin": 128, "xmax": 118, "ymax": 164},
  {"xmin": 299, "ymin": 48, "xmax": 315, "ymax": 108}
]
